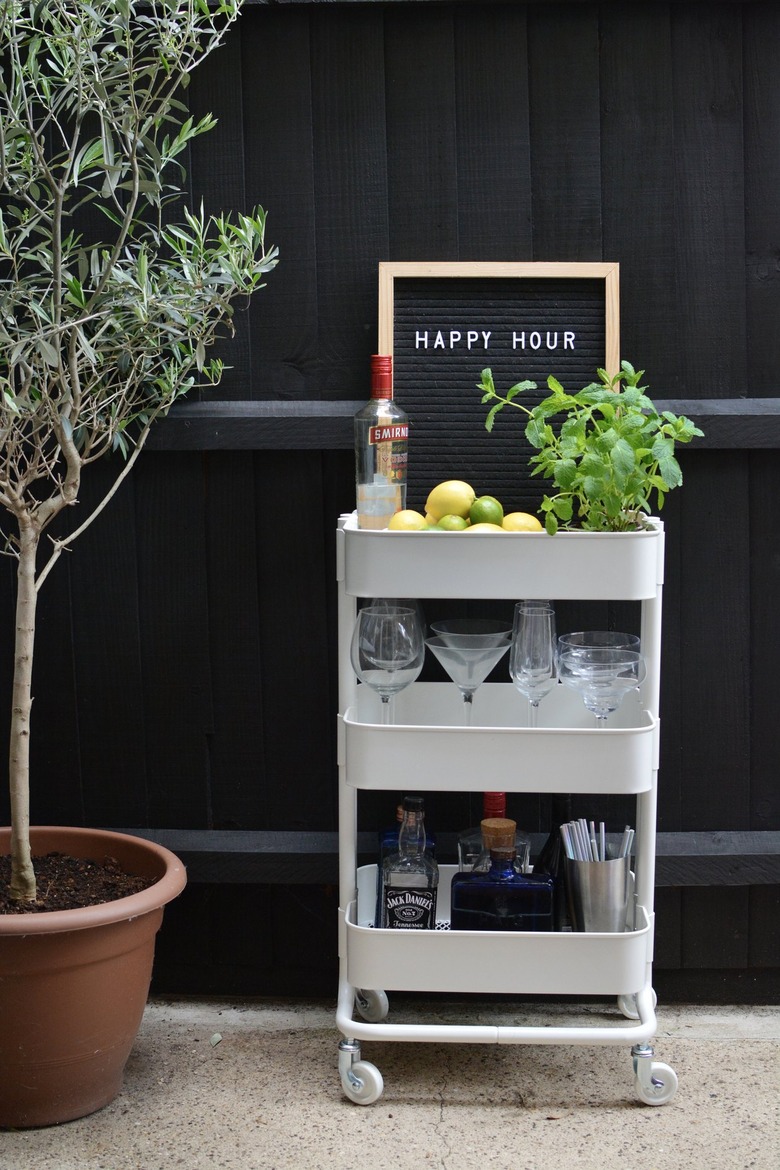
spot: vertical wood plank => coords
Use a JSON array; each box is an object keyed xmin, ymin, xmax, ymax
[
  {"xmin": 600, "ymin": 5, "xmax": 680, "ymax": 390},
  {"xmin": 678, "ymin": 452, "xmax": 750, "ymax": 832},
  {"xmin": 385, "ymin": 8, "xmax": 459, "ymax": 258},
  {"xmin": 743, "ymin": 3, "xmax": 780, "ymax": 393},
  {"xmin": 527, "ymin": 5, "xmax": 602, "ymax": 259},
  {"xmin": 253, "ymin": 451, "xmax": 335, "ymax": 831},
  {"xmin": 68, "ymin": 463, "xmax": 148, "ymax": 825},
  {"xmin": 309, "ymin": 7, "xmax": 390, "ymax": 391},
  {"xmin": 187, "ymin": 18, "xmax": 253, "ymax": 401},
  {"xmin": 134, "ymin": 454, "xmax": 214, "ymax": 827},
  {"xmin": 748, "ymin": 451, "xmax": 780, "ymax": 833},
  {"xmin": 671, "ymin": 5, "xmax": 746, "ymax": 393},
  {"xmin": 453, "ymin": 7, "xmax": 532, "ymax": 259},
  {"xmin": 239, "ymin": 9, "xmax": 321, "ymax": 399},
  {"xmin": 203, "ymin": 452, "xmax": 267, "ymax": 829}
]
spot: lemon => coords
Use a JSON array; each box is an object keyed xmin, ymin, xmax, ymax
[
  {"xmin": 387, "ymin": 510, "xmax": 428, "ymax": 531},
  {"xmin": 424, "ymin": 480, "xmax": 476, "ymax": 521},
  {"xmin": 465, "ymin": 522, "xmax": 506, "ymax": 533},
  {"xmin": 438, "ymin": 514, "xmax": 470, "ymax": 531},
  {"xmin": 502, "ymin": 512, "xmax": 543, "ymax": 532},
  {"xmin": 470, "ymin": 495, "xmax": 504, "ymax": 526}
]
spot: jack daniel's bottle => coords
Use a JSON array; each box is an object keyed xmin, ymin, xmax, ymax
[
  {"xmin": 381, "ymin": 796, "xmax": 438, "ymax": 929},
  {"xmin": 354, "ymin": 354, "xmax": 408, "ymax": 529}
]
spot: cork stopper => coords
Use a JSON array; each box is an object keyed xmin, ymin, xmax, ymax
[{"xmin": 480, "ymin": 817, "xmax": 517, "ymax": 853}]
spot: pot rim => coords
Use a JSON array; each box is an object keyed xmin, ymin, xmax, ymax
[{"xmin": 0, "ymin": 826, "xmax": 187, "ymax": 935}]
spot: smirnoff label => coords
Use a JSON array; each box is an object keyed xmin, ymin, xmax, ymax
[
  {"xmin": 384, "ymin": 886, "xmax": 437, "ymax": 930},
  {"xmin": 368, "ymin": 423, "xmax": 409, "ymax": 444}
]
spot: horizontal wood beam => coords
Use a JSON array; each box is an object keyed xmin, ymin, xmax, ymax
[
  {"xmin": 145, "ymin": 399, "xmax": 780, "ymax": 451},
  {"xmin": 116, "ymin": 828, "xmax": 780, "ymax": 887}
]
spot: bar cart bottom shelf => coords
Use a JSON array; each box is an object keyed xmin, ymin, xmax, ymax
[{"xmin": 336, "ymin": 868, "xmax": 677, "ymax": 1107}]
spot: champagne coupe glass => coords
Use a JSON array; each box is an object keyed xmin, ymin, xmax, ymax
[
  {"xmin": 509, "ymin": 601, "xmax": 557, "ymax": 727},
  {"xmin": 350, "ymin": 606, "xmax": 424, "ymax": 725},
  {"xmin": 558, "ymin": 647, "xmax": 646, "ymax": 727},
  {"xmin": 425, "ymin": 633, "xmax": 511, "ymax": 725},
  {"xmin": 558, "ymin": 630, "xmax": 640, "ymax": 656}
]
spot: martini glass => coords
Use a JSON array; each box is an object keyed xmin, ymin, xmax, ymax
[
  {"xmin": 430, "ymin": 618, "xmax": 512, "ymax": 645},
  {"xmin": 350, "ymin": 606, "xmax": 425, "ymax": 725},
  {"xmin": 558, "ymin": 647, "xmax": 646, "ymax": 726},
  {"xmin": 425, "ymin": 633, "xmax": 511, "ymax": 725}
]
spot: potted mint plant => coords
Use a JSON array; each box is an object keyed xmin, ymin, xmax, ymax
[
  {"xmin": 479, "ymin": 362, "xmax": 703, "ymax": 533},
  {"xmin": 0, "ymin": 0, "xmax": 277, "ymax": 1126}
]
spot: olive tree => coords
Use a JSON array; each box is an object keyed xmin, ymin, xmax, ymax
[{"xmin": 0, "ymin": 0, "xmax": 277, "ymax": 901}]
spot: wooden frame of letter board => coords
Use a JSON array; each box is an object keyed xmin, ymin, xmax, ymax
[{"xmin": 377, "ymin": 261, "xmax": 620, "ymax": 514}]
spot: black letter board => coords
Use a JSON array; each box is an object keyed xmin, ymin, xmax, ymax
[{"xmin": 378, "ymin": 262, "xmax": 619, "ymax": 515}]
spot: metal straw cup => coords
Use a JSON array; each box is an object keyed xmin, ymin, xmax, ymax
[{"xmin": 564, "ymin": 855, "xmax": 631, "ymax": 932}]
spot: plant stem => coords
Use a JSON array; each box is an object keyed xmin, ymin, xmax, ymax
[{"xmin": 9, "ymin": 524, "xmax": 39, "ymax": 902}]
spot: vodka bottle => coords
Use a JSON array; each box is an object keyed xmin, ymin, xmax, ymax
[
  {"xmin": 354, "ymin": 354, "xmax": 408, "ymax": 529},
  {"xmin": 381, "ymin": 796, "xmax": 438, "ymax": 929},
  {"xmin": 457, "ymin": 792, "xmax": 531, "ymax": 873},
  {"xmin": 450, "ymin": 818, "xmax": 554, "ymax": 932}
]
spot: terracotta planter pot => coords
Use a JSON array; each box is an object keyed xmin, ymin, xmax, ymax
[{"xmin": 0, "ymin": 826, "xmax": 186, "ymax": 1128}]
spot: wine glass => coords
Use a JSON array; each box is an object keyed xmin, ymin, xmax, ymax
[
  {"xmin": 509, "ymin": 601, "xmax": 557, "ymax": 727},
  {"xmin": 350, "ymin": 606, "xmax": 424, "ymax": 725},
  {"xmin": 558, "ymin": 647, "xmax": 646, "ymax": 726},
  {"xmin": 425, "ymin": 633, "xmax": 511, "ymax": 725}
]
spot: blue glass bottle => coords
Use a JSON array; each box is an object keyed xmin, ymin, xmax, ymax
[{"xmin": 450, "ymin": 818, "xmax": 553, "ymax": 931}]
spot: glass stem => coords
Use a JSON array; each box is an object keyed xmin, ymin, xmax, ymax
[
  {"xmin": 462, "ymin": 693, "xmax": 473, "ymax": 726},
  {"xmin": 529, "ymin": 700, "xmax": 539, "ymax": 728},
  {"xmin": 380, "ymin": 695, "xmax": 392, "ymax": 725}
]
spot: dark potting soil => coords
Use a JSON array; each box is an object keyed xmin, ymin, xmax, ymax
[{"xmin": 0, "ymin": 852, "xmax": 156, "ymax": 913}]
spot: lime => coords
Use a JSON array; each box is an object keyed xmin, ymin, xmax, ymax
[
  {"xmin": 424, "ymin": 480, "xmax": 476, "ymax": 521},
  {"xmin": 465, "ymin": 522, "xmax": 506, "ymax": 533},
  {"xmin": 470, "ymin": 495, "xmax": 504, "ymax": 526},
  {"xmin": 502, "ymin": 512, "xmax": 543, "ymax": 532},
  {"xmin": 438, "ymin": 514, "xmax": 470, "ymax": 531},
  {"xmin": 387, "ymin": 510, "xmax": 428, "ymax": 531}
]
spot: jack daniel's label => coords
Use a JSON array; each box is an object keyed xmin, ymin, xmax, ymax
[{"xmin": 384, "ymin": 886, "xmax": 436, "ymax": 930}]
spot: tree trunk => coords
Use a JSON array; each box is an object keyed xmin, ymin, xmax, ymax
[{"xmin": 9, "ymin": 524, "xmax": 39, "ymax": 902}]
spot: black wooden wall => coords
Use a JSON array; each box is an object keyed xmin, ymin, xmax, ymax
[{"xmin": 1, "ymin": 0, "xmax": 778, "ymax": 1000}]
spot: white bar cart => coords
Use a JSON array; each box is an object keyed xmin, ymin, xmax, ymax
[{"xmin": 335, "ymin": 512, "xmax": 677, "ymax": 1106}]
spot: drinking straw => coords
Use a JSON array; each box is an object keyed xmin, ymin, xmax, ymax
[{"xmin": 618, "ymin": 826, "xmax": 634, "ymax": 858}]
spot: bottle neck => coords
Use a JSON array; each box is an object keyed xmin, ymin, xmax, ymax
[
  {"xmin": 488, "ymin": 848, "xmax": 517, "ymax": 878},
  {"xmin": 399, "ymin": 810, "xmax": 425, "ymax": 856}
]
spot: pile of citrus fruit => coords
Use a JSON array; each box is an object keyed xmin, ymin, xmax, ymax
[{"xmin": 387, "ymin": 480, "xmax": 543, "ymax": 533}]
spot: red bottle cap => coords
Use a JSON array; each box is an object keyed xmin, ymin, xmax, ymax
[
  {"xmin": 483, "ymin": 792, "xmax": 507, "ymax": 819},
  {"xmin": 370, "ymin": 354, "xmax": 393, "ymax": 399}
]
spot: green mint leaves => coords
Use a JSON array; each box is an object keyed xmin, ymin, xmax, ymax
[{"xmin": 479, "ymin": 362, "xmax": 704, "ymax": 533}]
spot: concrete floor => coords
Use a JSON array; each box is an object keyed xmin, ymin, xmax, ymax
[{"xmin": 3, "ymin": 997, "xmax": 778, "ymax": 1170}]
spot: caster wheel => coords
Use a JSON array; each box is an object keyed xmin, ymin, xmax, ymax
[
  {"xmin": 342, "ymin": 1060, "xmax": 384, "ymax": 1105},
  {"xmin": 636, "ymin": 1062, "xmax": 678, "ymax": 1106},
  {"xmin": 355, "ymin": 988, "xmax": 389, "ymax": 1022},
  {"xmin": 618, "ymin": 988, "xmax": 657, "ymax": 1020}
]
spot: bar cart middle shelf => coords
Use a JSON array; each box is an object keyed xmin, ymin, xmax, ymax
[{"xmin": 335, "ymin": 512, "xmax": 677, "ymax": 1107}]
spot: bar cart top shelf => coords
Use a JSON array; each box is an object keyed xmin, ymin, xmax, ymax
[{"xmin": 337, "ymin": 512, "xmax": 664, "ymax": 601}]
